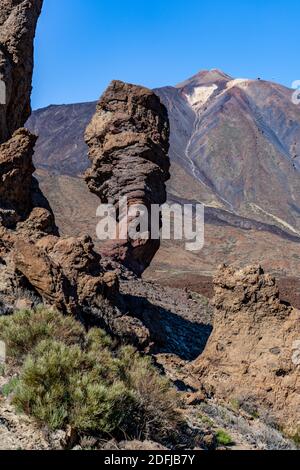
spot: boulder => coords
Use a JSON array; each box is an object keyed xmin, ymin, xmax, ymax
[{"xmin": 0, "ymin": 128, "xmax": 57, "ymax": 231}]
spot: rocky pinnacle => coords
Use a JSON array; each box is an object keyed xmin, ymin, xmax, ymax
[
  {"xmin": 0, "ymin": 0, "xmax": 43, "ymax": 143},
  {"xmin": 85, "ymin": 80, "xmax": 170, "ymax": 276}
]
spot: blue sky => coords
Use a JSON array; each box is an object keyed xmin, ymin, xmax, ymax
[{"xmin": 32, "ymin": 0, "xmax": 300, "ymax": 109}]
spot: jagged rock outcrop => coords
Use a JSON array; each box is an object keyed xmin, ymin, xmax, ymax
[
  {"xmin": 0, "ymin": 0, "xmax": 43, "ymax": 143},
  {"xmin": 192, "ymin": 265, "xmax": 300, "ymax": 436},
  {"xmin": 85, "ymin": 80, "xmax": 170, "ymax": 276},
  {"xmin": 0, "ymin": 3, "xmax": 151, "ymax": 347},
  {"xmin": 0, "ymin": 128, "xmax": 57, "ymax": 230}
]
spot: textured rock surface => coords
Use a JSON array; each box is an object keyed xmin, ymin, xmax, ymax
[
  {"xmin": 0, "ymin": 0, "xmax": 43, "ymax": 143},
  {"xmin": 85, "ymin": 80, "xmax": 170, "ymax": 275},
  {"xmin": 192, "ymin": 265, "xmax": 300, "ymax": 436},
  {"xmin": 0, "ymin": 3, "xmax": 150, "ymax": 347},
  {"xmin": 0, "ymin": 128, "xmax": 56, "ymax": 229},
  {"xmin": 0, "ymin": 399, "xmax": 50, "ymax": 450}
]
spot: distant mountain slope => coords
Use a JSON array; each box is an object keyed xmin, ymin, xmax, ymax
[
  {"xmin": 26, "ymin": 70, "xmax": 300, "ymax": 287},
  {"xmin": 27, "ymin": 69, "xmax": 300, "ymax": 234},
  {"xmin": 155, "ymin": 70, "xmax": 300, "ymax": 234},
  {"xmin": 27, "ymin": 101, "xmax": 96, "ymax": 175}
]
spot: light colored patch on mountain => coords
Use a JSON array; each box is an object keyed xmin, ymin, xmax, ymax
[
  {"xmin": 226, "ymin": 78, "xmax": 251, "ymax": 90},
  {"xmin": 186, "ymin": 85, "xmax": 218, "ymax": 109},
  {"xmin": 217, "ymin": 78, "xmax": 252, "ymax": 99},
  {"xmin": 250, "ymin": 203, "xmax": 300, "ymax": 235}
]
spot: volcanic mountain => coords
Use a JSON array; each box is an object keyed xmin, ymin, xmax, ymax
[{"xmin": 26, "ymin": 70, "xmax": 300, "ymax": 301}]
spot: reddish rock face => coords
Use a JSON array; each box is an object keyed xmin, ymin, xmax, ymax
[
  {"xmin": 192, "ymin": 264, "xmax": 300, "ymax": 436},
  {"xmin": 0, "ymin": 1, "xmax": 49, "ymax": 229},
  {"xmin": 85, "ymin": 80, "xmax": 170, "ymax": 276}
]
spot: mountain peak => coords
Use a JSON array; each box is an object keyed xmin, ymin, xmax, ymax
[{"xmin": 176, "ymin": 69, "xmax": 232, "ymax": 89}]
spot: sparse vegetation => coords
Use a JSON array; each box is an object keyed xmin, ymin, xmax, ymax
[
  {"xmin": 198, "ymin": 412, "xmax": 214, "ymax": 427},
  {"xmin": 290, "ymin": 430, "xmax": 300, "ymax": 448},
  {"xmin": 0, "ymin": 307, "xmax": 85, "ymax": 360},
  {"xmin": 0, "ymin": 308, "xmax": 181, "ymax": 441},
  {"xmin": 216, "ymin": 429, "xmax": 235, "ymax": 446},
  {"xmin": 1, "ymin": 377, "xmax": 19, "ymax": 397}
]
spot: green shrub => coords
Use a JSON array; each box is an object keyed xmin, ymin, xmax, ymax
[
  {"xmin": 13, "ymin": 339, "xmax": 135, "ymax": 432},
  {"xmin": 0, "ymin": 308, "xmax": 85, "ymax": 360},
  {"xmin": 3, "ymin": 308, "xmax": 181, "ymax": 440},
  {"xmin": 117, "ymin": 346, "xmax": 181, "ymax": 438},
  {"xmin": 216, "ymin": 429, "xmax": 235, "ymax": 446},
  {"xmin": 291, "ymin": 429, "xmax": 300, "ymax": 448},
  {"xmin": 1, "ymin": 377, "xmax": 19, "ymax": 397}
]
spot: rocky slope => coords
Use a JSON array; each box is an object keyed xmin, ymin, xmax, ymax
[
  {"xmin": 0, "ymin": 0, "xmax": 299, "ymax": 451},
  {"xmin": 2, "ymin": 262, "xmax": 298, "ymax": 450},
  {"xmin": 27, "ymin": 101, "xmax": 96, "ymax": 175},
  {"xmin": 160, "ymin": 70, "xmax": 300, "ymax": 233},
  {"xmin": 1, "ymin": 276, "xmax": 297, "ymax": 451}
]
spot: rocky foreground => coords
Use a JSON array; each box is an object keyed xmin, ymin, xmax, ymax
[{"xmin": 0, "ymin": 274, "xmax": 298, "ymax": 450}]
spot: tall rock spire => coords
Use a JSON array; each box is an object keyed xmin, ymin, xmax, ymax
[
  {"xmin": 0, "ymin": 0, "xmax": 43, "ymax": 143},
  {"xmin": 85, "ymin": 80, "xmax": 170, "ymax": 276}
]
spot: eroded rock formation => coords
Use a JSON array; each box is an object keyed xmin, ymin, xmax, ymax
[
  {"xmin": 85, "ymin": 80, "xmax": 170, "ymax": 276},
  {"xmin": 0, "ymin": 129, "xmax": 120, "ymax": 329},
  {"xmin": 0, "ymin": 0, "xmax": 43, "ymax": 143},
  {"xmin": 192, "ymin": 264, "xmax": 300, "ymax": 436},
  {"xmin": 0, "ymin": 2, "xmax": 151, "ymax": 347},
  {"xmin": 0, "ymin": 128, "xmax": 57, "ymax": 230}
]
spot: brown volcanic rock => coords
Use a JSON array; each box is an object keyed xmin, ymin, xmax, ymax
[
  {"xmin": 0, "ymin": 221, "xmax": 152, "ymax": 345},
  {"xmin": 0, "ymin": 128, "xmax": 36, "ymax": 225},
  {"xmin": 84, "ymin": 80, "xmax": 170, "ymax": 275},
  {"xmin": 0, "ymin": 0, "xmax": 43, "ymax": 143},
  {"xmin": 0, "ymin": 1, "xmax": 56, "ymax": 234},
  {"xmin": 0, "ymin": 128, "xmax": 56, "ymax": 231},
  {"xmin": 0, "ymin": 7, "xmax": 150, "ymax": 346},
  {"xmin": 192, "ymin": 264, "xmax": 300, "ymax": 435}
]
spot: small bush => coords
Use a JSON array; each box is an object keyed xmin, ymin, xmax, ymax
[
  {"xmin": 198, "ymin": 413, "xmax": 214, "ymax": 427},
  {"xmin": 1, "ymin": 377, "xmax": 19, "ymax": 397},
  {"xmin": 3, "ymin": 308, "xmax": 181, "ymax": 440},
  {"xmin": 0, "ymin": 308, "xmax": 85, "ymax": 360},
  {"xmin": 117, "ymin": 346, "xmax": 181, "ymax": 438},
  {"xmin": 216, "ymin": 429, "xmax": 235, "ymax": 446},
  {"xmin": 291, "ymin": 429, "xmax": 300, "ymax": 448},
  {"xmin": 13, "ymin": 339, "xmax": 135, "ymax": 432}
]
